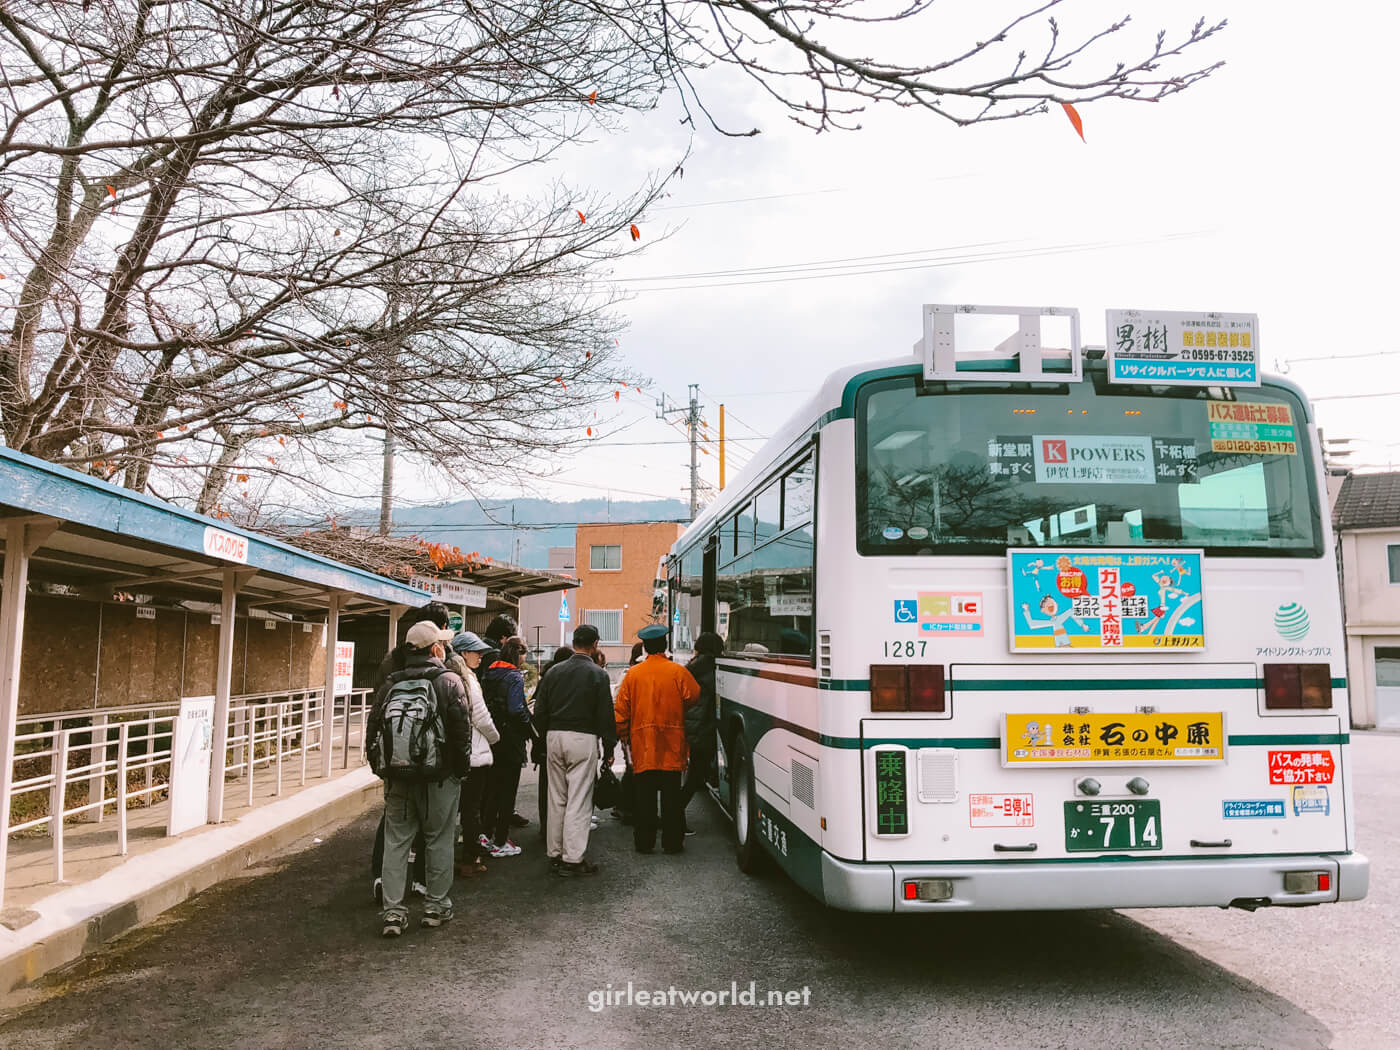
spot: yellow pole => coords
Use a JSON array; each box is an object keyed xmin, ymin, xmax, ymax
[{"xmin": 719, "ymin": 404, "xmax": 726, "ymax": 490}]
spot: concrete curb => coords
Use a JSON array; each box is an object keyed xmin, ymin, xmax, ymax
[{"xmin": 0, "ymin": 768, "xmax": 380, "ymax": 996}]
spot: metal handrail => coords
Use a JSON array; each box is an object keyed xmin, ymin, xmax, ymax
[{"xmin": 4, "ymin": 686, "xmax": 376, "ymax": 892}]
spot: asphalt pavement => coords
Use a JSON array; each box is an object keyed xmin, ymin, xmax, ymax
[{"xmin": 0, "ymin": 766, "xmax": 1356, "ymax": 1050}]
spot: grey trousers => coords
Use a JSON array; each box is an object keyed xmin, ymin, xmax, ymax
[
  {"xmin": 547, "ymin": 731, "xmax": 597, "ymax": 864},
  {"xmin": 381, "ymin": 776, "xmax": 460, "ymax": 919}
]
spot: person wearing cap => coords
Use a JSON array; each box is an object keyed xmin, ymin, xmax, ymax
[
  {"xmin": 365, "ymin": 621, "xmax": 473, "ymax": 937},
  {"xmin": 449, "ymin": 632, "xmax": 499, "ymax": 876},
  {"xmin": 534, "ymin": 624, "xmax": 616, "ymax": 876},
  {"xmin": 369, "ymin": 601, "xmax": 459, "ymax": 903},
  {"xmin": 614, "ymin": 624, "xmax": 700, "ymax": 855}
]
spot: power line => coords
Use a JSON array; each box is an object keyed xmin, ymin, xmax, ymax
[
  {"xmin": 1311, "ymin": 391, "xmax": 1400, "ymax": 402},
  {"xmin": 629, "ymin": 232, "xmax": 1206, "ymax": 293},
  {"xmin": 623, "ymin": 237, "xmax": 1019, "ymax": 283}
]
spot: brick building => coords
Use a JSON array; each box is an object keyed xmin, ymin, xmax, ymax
[{"xmin": 570, "ymin": 522, "xmax": 685, "ymax": 665}]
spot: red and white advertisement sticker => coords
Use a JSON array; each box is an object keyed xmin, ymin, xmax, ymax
[
  {"xmin": 1267, "ymin": 750, "xmax": 1335, "ymax": 785},
  {"xmin": 969, "ymin": 793, "xmax": 1035, "ymax": 828}
]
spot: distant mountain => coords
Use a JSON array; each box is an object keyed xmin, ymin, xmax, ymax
[{"xmin": 382, "ymin": 497, "xmax": 691, "ymax": 568}]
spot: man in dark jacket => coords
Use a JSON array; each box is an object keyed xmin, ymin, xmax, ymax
[
  {"xmin": 366, "ymin": 620, "xmax": 473, "ymax": 937},
  {"xmin": 534, "ymin": 623, "xmax": 616, "ymax": 876},
  {"xmin": 681, "ymin": 632, "xmax": 723, "ymax": 832}
]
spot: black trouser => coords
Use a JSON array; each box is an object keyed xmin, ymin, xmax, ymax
[
  {"xmin": 372, "ymin": 814, "xmax": 425, "ymax": 884},
  {"xmin": 488, "ymin": 741, "xmax": 525, "ymax": 845},
  {"xmin": 459, "ymin": 766, "xmax": 491, "ymax": 862},
  {"xmin": 681, "ymin": 744, "xmax": 714, "ymax": 811},
  {"xmin": 633, "ymin": 770, "xmax": 684, "ymax": 853}
]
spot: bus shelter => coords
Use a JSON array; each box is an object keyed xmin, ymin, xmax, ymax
[{"xmin": 0, "ymin": 446, "xmax": 429, "ymax": 904}]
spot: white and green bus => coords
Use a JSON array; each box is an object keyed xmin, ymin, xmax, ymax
[{"xmin": 667, "ymin": 304, "xmax": 1368, "ymax": 913}]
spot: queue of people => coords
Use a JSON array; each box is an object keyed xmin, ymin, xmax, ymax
[{"xmin": 366, "ymin": 605, "xmax": 718, "ymax": 935}]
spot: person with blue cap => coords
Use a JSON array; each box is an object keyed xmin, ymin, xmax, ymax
[{"xmin": 614, "ymin": 623, "xmax": 700, "ymax": 855}]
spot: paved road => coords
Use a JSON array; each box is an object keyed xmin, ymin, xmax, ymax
[{"xmin": 2, "ymin": 736, "xmax": 1392, "ymax": 1050}]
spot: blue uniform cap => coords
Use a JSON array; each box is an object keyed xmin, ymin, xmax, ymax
[{"xmin": 637, "ymin": 624, "xmax": 669, "ymax": 641}]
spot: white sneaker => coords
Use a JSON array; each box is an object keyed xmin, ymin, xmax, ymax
[
  {"xmin": 489, "ymin": 840, "xmax": 522, "ymax": 857},
  {"xmin": 410, "ymin": 881, "xmax": 427, "ymax": 897},
  {"xmin": 478, "ymin": 834, "xmax": 492, "ymax": 850}
]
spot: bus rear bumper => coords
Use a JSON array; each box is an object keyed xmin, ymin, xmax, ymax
[{"xmin": 821, "ymin": 851, "xmax": 1370, "ymax": 913}]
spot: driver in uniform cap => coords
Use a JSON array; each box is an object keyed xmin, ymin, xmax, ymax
[{"xmin": 614, "ymin": 624, "xmax": 700, "ymax": 854}]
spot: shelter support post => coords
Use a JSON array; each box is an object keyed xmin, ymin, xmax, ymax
[
  {"xmin": 208, "ymin": 568, "xmax": 254, "ymax": 823},
  {"xmin": 0, "ymin": 517, "xmax": 61, "ymax": 905},
  {"xmin": 321, "ymin": 592, "xmax": 342, "ymax": 779},
  {"xmin": 387, "ymin": 604, "xmax": 407, "ymax": 651}
]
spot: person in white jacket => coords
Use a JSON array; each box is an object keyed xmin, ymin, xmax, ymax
[{"xmin": 450, "ymin": 632, "xmax": 500, "ymax": 876}]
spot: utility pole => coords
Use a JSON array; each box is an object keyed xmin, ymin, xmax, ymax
[
  {"xmin": 379, "ymin": 264, "xmax": 401, "ymax": 536},
  {"xmin": 657, "ymin": 384, "xmax": 704, "ymax": 519}
]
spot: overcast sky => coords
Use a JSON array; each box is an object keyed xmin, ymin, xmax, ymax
[{"xmin": 398, "ymin": 1, "xmax": 1398, "ymax": 519}]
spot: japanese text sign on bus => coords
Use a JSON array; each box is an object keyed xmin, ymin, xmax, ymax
[
  {"xmin": 1008, "ymin": 549, "xmax": 1204, "ymax": 652},
  {"xmin": 1106, "ymin": 308, "xmax": 1259, "ymax": 387},
  {"xmin": 1003, "ymin": 711, "xmax": 1226, "ymax": 767}
]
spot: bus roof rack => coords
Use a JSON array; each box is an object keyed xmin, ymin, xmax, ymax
[{"xmin": 918, "ymin": 304, "xmax": 1082, "ymax": 383}]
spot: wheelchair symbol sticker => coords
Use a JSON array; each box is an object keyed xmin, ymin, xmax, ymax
[{"xmin": 894, "ymin": 600, "xmax": 918, "ymax": 624}]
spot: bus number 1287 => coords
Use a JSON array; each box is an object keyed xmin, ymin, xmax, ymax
[{"xmin": 884, "ymin": 640, "xmax": 928, "ymax": 658}]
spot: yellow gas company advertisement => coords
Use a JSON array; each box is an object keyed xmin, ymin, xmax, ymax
[{"xmin": 1003, "ymin": 712, "xmax": 1226, "ymax": 767}]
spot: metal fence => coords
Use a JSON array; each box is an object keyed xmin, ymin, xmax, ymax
[{"xmin": 5, "ymin": 687, "xmax": 374, "ymax": 887}]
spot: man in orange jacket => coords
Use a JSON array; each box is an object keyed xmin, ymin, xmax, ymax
[{"xmin": 614, "ymin": 624, "xmax": 700, "ymax": 854}]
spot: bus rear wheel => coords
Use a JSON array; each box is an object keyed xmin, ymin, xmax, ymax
[{"xmin": 731, "ymin": 735, "xmax": 767, "ymax": 875}]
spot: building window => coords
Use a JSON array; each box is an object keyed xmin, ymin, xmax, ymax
[
  {"xmin": 589, "ymin": 544, "xmax": 622, "ymax": 571},
  {"xmin": 1376, "ymin": 647, "xmax": 1400, "ymax": 687},
  {"xmin": 1389, "ymin": 545, "xmax": 1400, "ymax": 584},
  {"xmin": 584, "ymin": 609, "xmax": 623, "ymax": 644}
]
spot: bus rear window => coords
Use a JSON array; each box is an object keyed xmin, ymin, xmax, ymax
[{"xmin": 857, "ymin": 376, "xmax": 1322, "ymax": 557}]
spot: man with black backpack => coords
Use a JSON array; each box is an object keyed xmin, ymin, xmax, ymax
[{"xmin": 366, "ymin": 620, "xmax": 473, "ymax": 937}]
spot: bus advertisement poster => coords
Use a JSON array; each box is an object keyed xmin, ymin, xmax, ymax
[
  {"xmin": 1008, "ymin": 549, "xmax": 1204, "ymax": 652},
  {"xmin": 1105, "ymin": 308, "xmax": 1260, "ymax": 386},
  {"xmin": 1003, "ymin": 711, "xmax": 1225, "ymax": 767}
]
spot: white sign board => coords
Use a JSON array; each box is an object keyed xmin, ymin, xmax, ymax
[
  {"xmin": 408, "ymin": 575, "xmax": 487, "ymax": 608},
  {"xmin": 1106, "ymin": 308, "xmax": 1260, "ymax": 387},
  {"xmin": 768, "ymin": 595, "xmax": 814, "ymax": 616},
  {"xmin": 168, "ymin": 695, "xmax": 215, "ymax": 836},
  {"xmin": 202, "ymin": 526, "xmax": 249, "ymax": 564},
  {"xmin": 1032, "ymin": 435, "xmax": 1155, "ymax": 485},
  {"xmin": 334, "ymin": 641, "xmax": 355, "ymax": 696}
]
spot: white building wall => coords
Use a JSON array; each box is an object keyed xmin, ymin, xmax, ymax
[{"xmin": 1339, "ymin": 526, "xmax": 1400, "ymax": 728}]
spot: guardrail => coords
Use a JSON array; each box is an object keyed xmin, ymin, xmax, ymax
[{"xmin": 6, "ymin": 687, "xmax": 375, "ymax": 890}]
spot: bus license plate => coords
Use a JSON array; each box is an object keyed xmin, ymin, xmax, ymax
[{"xmin": 1063, "ymin": 799, "xmax": 1162, "ymax": 852}]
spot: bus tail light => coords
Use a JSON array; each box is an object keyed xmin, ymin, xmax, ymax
[
  {"xmin": 1282, "ymin": 871, "xmax": 1331, "ymax": 894},
  {"xmin": 1263, "ymin": 664, "xmax": 1333, "ymax": 710},
  {"xmin": 870, "ymin": 665, "xmax": 946, "ymax": 712},
  {"xmin": 908, "ymin": 665, "xmax": 946, "ymax": 712},
  {"xmin": 870, "ymin": 665, "xmax": 906, "ymax": 711},
  {"xmin": 903, "ymin": 878, "xmax": 954, "ymax": 902}
]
